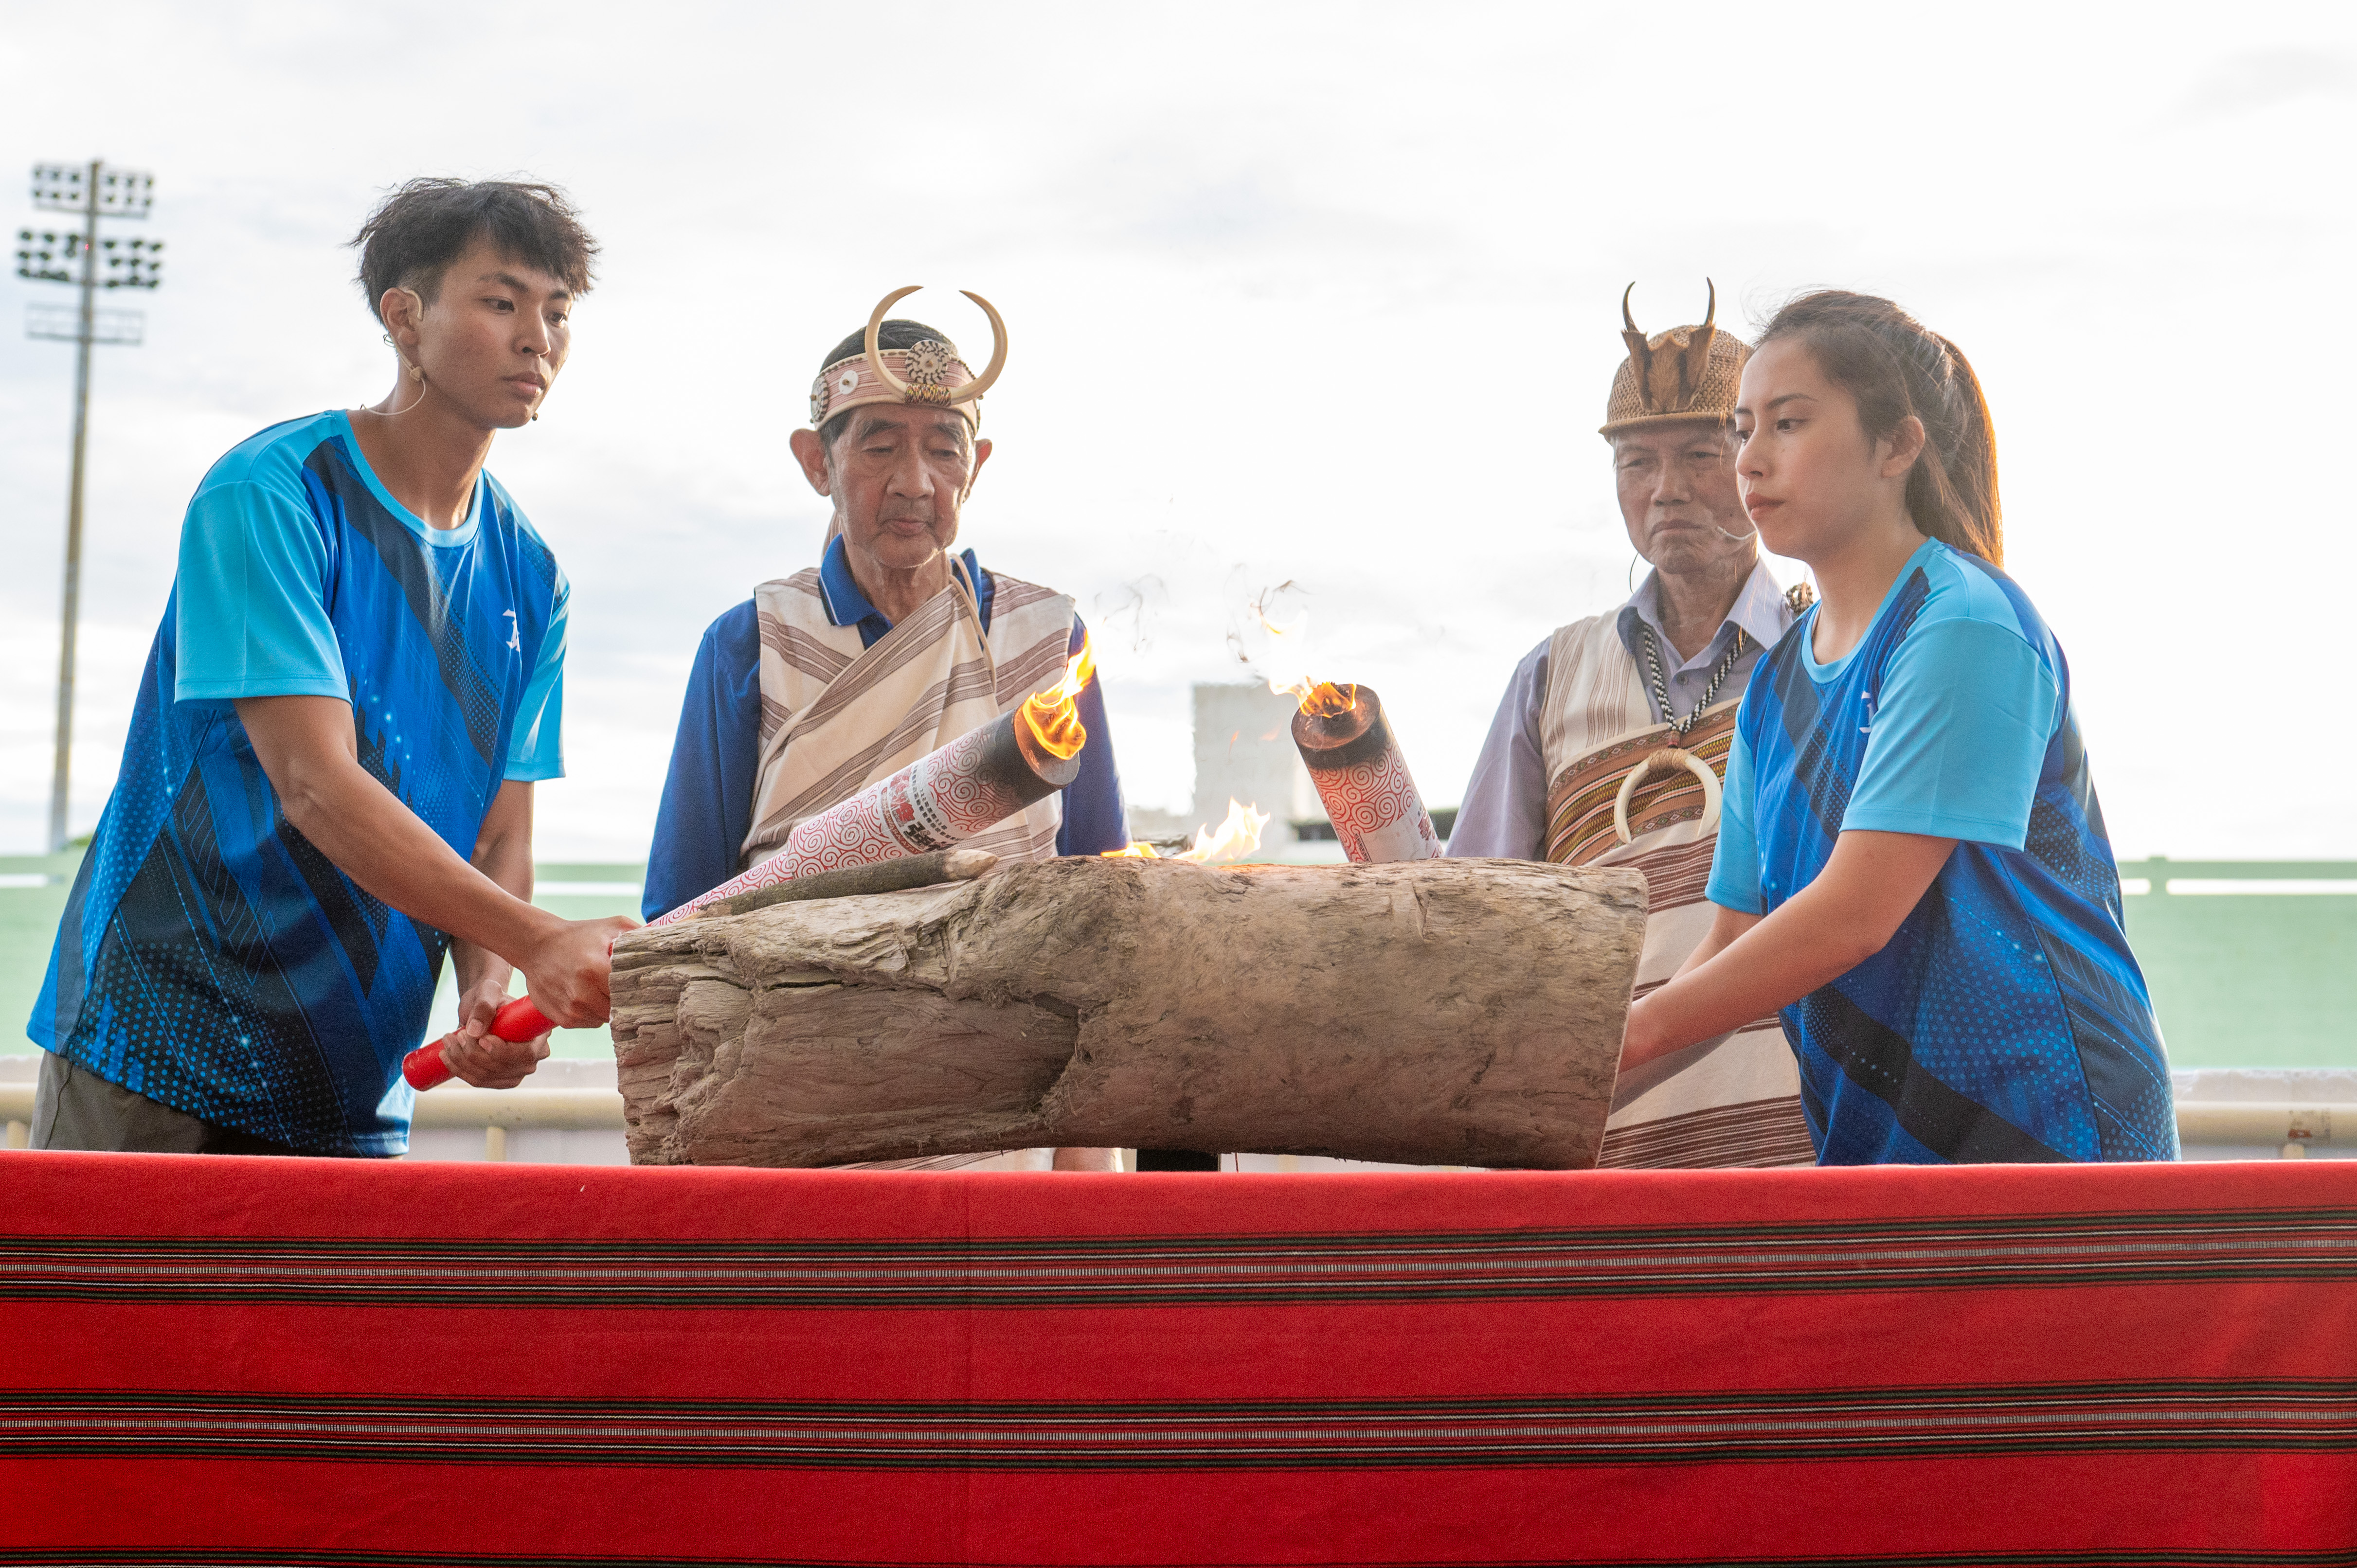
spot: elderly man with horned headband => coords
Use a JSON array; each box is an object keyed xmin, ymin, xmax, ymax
[
  {"xmin": 1448, "ymin": 283, "xmax": 1816, "ymax": 1169},
  {"xmin": 646, "ymin": 289, "xmax": 1128, "ymax": 1170}
]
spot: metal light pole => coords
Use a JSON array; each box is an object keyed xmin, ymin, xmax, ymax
[{"xmin": 17, "ymin": 160, "xmax": 162, "ymax": 853}]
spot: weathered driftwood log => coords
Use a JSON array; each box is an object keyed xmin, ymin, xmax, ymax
[{"xmin": 609, "ymin": 856, "xmax": 1647, "ymax": 1170}]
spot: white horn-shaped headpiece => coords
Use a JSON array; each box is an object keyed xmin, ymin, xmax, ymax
[{"xmin": 863, "ymin": 285, "xmax": 1009, "ymax": 406}]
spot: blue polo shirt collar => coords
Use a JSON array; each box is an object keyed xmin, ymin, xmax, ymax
[{"xmin": 818, "ymin": 535, "xmax": 991, "ymax": 647}]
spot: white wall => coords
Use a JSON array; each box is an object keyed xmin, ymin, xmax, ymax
[{"xmin": 1192, "ymin": 683, "xmax": 1314, "ymax": 840}]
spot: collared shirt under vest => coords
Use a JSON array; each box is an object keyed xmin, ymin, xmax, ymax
[{"xmin": 1453, "ymin": 561, "xmax": 1816, "ymax": 1168}]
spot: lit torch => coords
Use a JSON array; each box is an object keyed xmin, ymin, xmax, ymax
[
  {"xmin": 1258, "ymin": 614, "xmax": 1441, "ymax": 865},
  {"xmin": 1018, "ymin": 640, "xmax": 1094, "ymax": 765},
  {"xmin": 650, "ymin": 639, "xmax": 1095, "ymax": 924}
]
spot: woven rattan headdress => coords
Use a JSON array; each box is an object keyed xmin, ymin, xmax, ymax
[
  {"xmin": 807, "ymin": 285, "xmax": 1008, "ymax": 433},
  {"xmin": 1600, "ymin": 280, "xmax": 1750, "ymax": 439}
]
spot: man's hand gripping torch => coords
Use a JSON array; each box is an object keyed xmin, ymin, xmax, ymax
[{"xmin": 402, "ymin": 997, "xmax": 557, "ymax": 1091}]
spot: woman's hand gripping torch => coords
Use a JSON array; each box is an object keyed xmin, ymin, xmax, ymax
[{"xmin": 402, "ymin": 996, "xmax": 557, "ymax": 1091}]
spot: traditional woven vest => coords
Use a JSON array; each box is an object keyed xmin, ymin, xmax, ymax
[
  {"xmin": 1538, "ymin": 614, "xmax": 1816, "ymax": 1169},
  {"xmin": 740, "ymin": 557, "xmax": 1077, "ymax": 873}
]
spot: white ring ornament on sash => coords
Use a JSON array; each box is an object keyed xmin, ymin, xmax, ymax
[{"xmin": 1612, "ymin": 745, "xmax": 1722, "ymax": 847}]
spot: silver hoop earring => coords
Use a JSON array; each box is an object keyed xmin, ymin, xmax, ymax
[{"xmin": 1627, "ymin": 552, "xmax": 1643, "ymax": 594}]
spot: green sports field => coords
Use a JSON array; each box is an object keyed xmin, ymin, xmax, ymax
[
  {"xmin": 2110, "ymin": 858, "xmax": 2357, "ymax": 1069},
  {"xmin": 0, "ymin": 854, "xmax": 2349, "ymax": 1069}
]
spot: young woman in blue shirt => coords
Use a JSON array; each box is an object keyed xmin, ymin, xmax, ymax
[{"xmin": 1620, "ymin": 291, "xmax": 2174, "ymax": 1164}]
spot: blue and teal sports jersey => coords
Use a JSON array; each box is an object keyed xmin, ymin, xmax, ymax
[
  {"xmin": 28, "ymin": 411, "xmax": 568, "ymax": 1156},
  {"xmin": 1706, "ymin": 537, "xmax": 2175, "ymax": 1165}
]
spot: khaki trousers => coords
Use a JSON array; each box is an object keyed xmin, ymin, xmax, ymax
[{"xmin": 32, "ymin": 1052, "xmax": 308, "ymax": 1157}]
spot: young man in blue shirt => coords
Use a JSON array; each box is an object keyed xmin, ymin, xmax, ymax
[{"xmin": 28, "ymin": 178, "xmax": 634, "ymax": 1157}]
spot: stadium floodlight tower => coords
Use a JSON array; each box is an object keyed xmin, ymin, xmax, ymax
[{"xmin": 17, "ymin": 160, "xmax": 164, "ymax": 854}]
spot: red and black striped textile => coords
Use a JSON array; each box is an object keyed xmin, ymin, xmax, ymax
[{"xmin": 0, "ymin": 1152, "xmax": 2351, "ymax": 1565}]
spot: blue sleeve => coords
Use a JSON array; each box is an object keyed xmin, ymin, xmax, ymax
[
  {"xmin": 1843, "ymin": 617, "xmax": 2060, "ymax": 848},
  {"xmin": 644, "ymin": 602, "xmax": 765, "ymax": 921},
  {"xmin": 1705, "ymin": 720, "xmax": 1763, "ymax": 912},
  {"xmin": 1446, "ymin": 639, "xmax": 1550, "ymax": 859},
  {"xmin": 1056, "ymin": 617, "xmax": 1130, "ymax": 856},
  {"xmin": 504, "ymin": 573, "xmax": 568, "ymax": 781},
  {"xmin": 173, "ymin": 478, "xmax": 346, "ymax": 701}
]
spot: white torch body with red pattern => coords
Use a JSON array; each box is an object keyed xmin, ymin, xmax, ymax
[
  {"xmin": 1291, "ymin": 685, "xmax": 1443, "ymax": 864},
  {"xmin": 649, "ymin": 660, "xmax": 1089, "ymax": 926}
]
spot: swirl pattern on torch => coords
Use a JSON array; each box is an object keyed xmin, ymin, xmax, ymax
[
  {"xmin": 649, "ymin": 724, "xmax": 1036, "ymax": 924},
  {"xmin": 1309, "ymin": 739, "xmax": 1442, "ymax": 863}
]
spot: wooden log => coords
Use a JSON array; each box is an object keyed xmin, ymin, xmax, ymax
[{"xmin": 609, "ymin": 856, "xmax": 1647, "ymax": 1170}]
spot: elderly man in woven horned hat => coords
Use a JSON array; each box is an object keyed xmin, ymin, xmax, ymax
[
  {"xmin": 1449, "ymin": 283, "xmax": 1815, "ymax": 1169},
  {"xmin": 646, "ymin": 288, "xmax": 1128, "ymax": 1171}
]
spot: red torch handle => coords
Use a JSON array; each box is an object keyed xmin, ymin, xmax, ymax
[{"xmin": 401, "ymin": 997, "xmax": 556, "ymax": 1091}]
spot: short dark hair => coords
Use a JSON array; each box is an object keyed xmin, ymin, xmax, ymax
[
  {"xmin": 350, "ymin": 178, "xmax": 598, "ymax": 323},
  {"xmin": 817, "ymin": 318, "xmax": 958, "ymax": 448}
]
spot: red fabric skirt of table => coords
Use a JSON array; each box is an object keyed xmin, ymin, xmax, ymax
[{"xmin": 0, "ymin": 1152, "xmax": 2351, "ymax": 1566}]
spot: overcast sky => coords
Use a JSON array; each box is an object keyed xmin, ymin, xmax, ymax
[{"xmin": 0, "ymin": 2, "xmax": 2350, "ymax": 861}]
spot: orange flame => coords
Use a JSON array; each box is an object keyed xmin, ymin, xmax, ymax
[
  {"xmin": 1292, "ymin": 679, "xmax": 1355, "ymax": 718},
  {"xmin": 1102, "ymin": 799, "xmax": 1271, "ymax": 864},
  {"xmin": 1256, "ymin": 611, "xmax": 1355, "ymax": 717},
  {"xmin": 1019, "ymin": 635, "xmax": 1094, "ymax": 761}
]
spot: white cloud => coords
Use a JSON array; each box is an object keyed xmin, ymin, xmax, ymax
[{"xmin": 2176, "ymin": 48, "xmax": 2355, "ymax": 120}]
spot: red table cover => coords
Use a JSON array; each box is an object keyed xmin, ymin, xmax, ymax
[{"xmin": 0, "ymin": 1151, "xmax": 2351, "ymax": 1565}]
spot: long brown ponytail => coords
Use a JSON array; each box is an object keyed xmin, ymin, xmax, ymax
[{"xmin": 1756, "ymin": 291, "xmax": 2002, "ymax": 567}]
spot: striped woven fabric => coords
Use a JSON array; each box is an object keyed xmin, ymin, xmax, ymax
[
  {"xmin": 1542, "ymin": 689, "xmax": 1814, "ymax": 1170},
  {"xmin": 1591, "ymin": 1095, "xmax": 1820, "ymax": 1168},
  {"xmin": 1542, "ymin": 703, "xmax": 1738, "ymax": 869},
  {"xmin": 741, "ymin": 562, "xmax": 1073, "ymax": 868},
  {"xmin": 1, "ymin": 1154, "xmax": 2351, "ymax": 1564}
]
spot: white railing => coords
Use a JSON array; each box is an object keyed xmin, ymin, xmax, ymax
[{"xmin": 1, "ymin": 1057, "xmax": 2348, "ymax": 1163}]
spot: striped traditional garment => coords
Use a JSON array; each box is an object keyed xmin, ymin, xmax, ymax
[
  {"xmin": 742, "ymin": 557, "xmax": 1074, "ymax": 869},
  {"xmin": 1540, "ymin": 614, "xmax": 1816, "ymax": 1168},
  {"xmin": 744, "ymin": 554, "xmax": 1080, "ymax": 1172}
]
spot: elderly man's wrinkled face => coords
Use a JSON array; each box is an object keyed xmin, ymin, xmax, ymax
[
  {"xmin": 800, "ymin": 405, "xmax": 991, "ymax": 571},
  {"xmin": 1612, "ymin": 421, "xmax": 1753, "ymax": 576}
]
